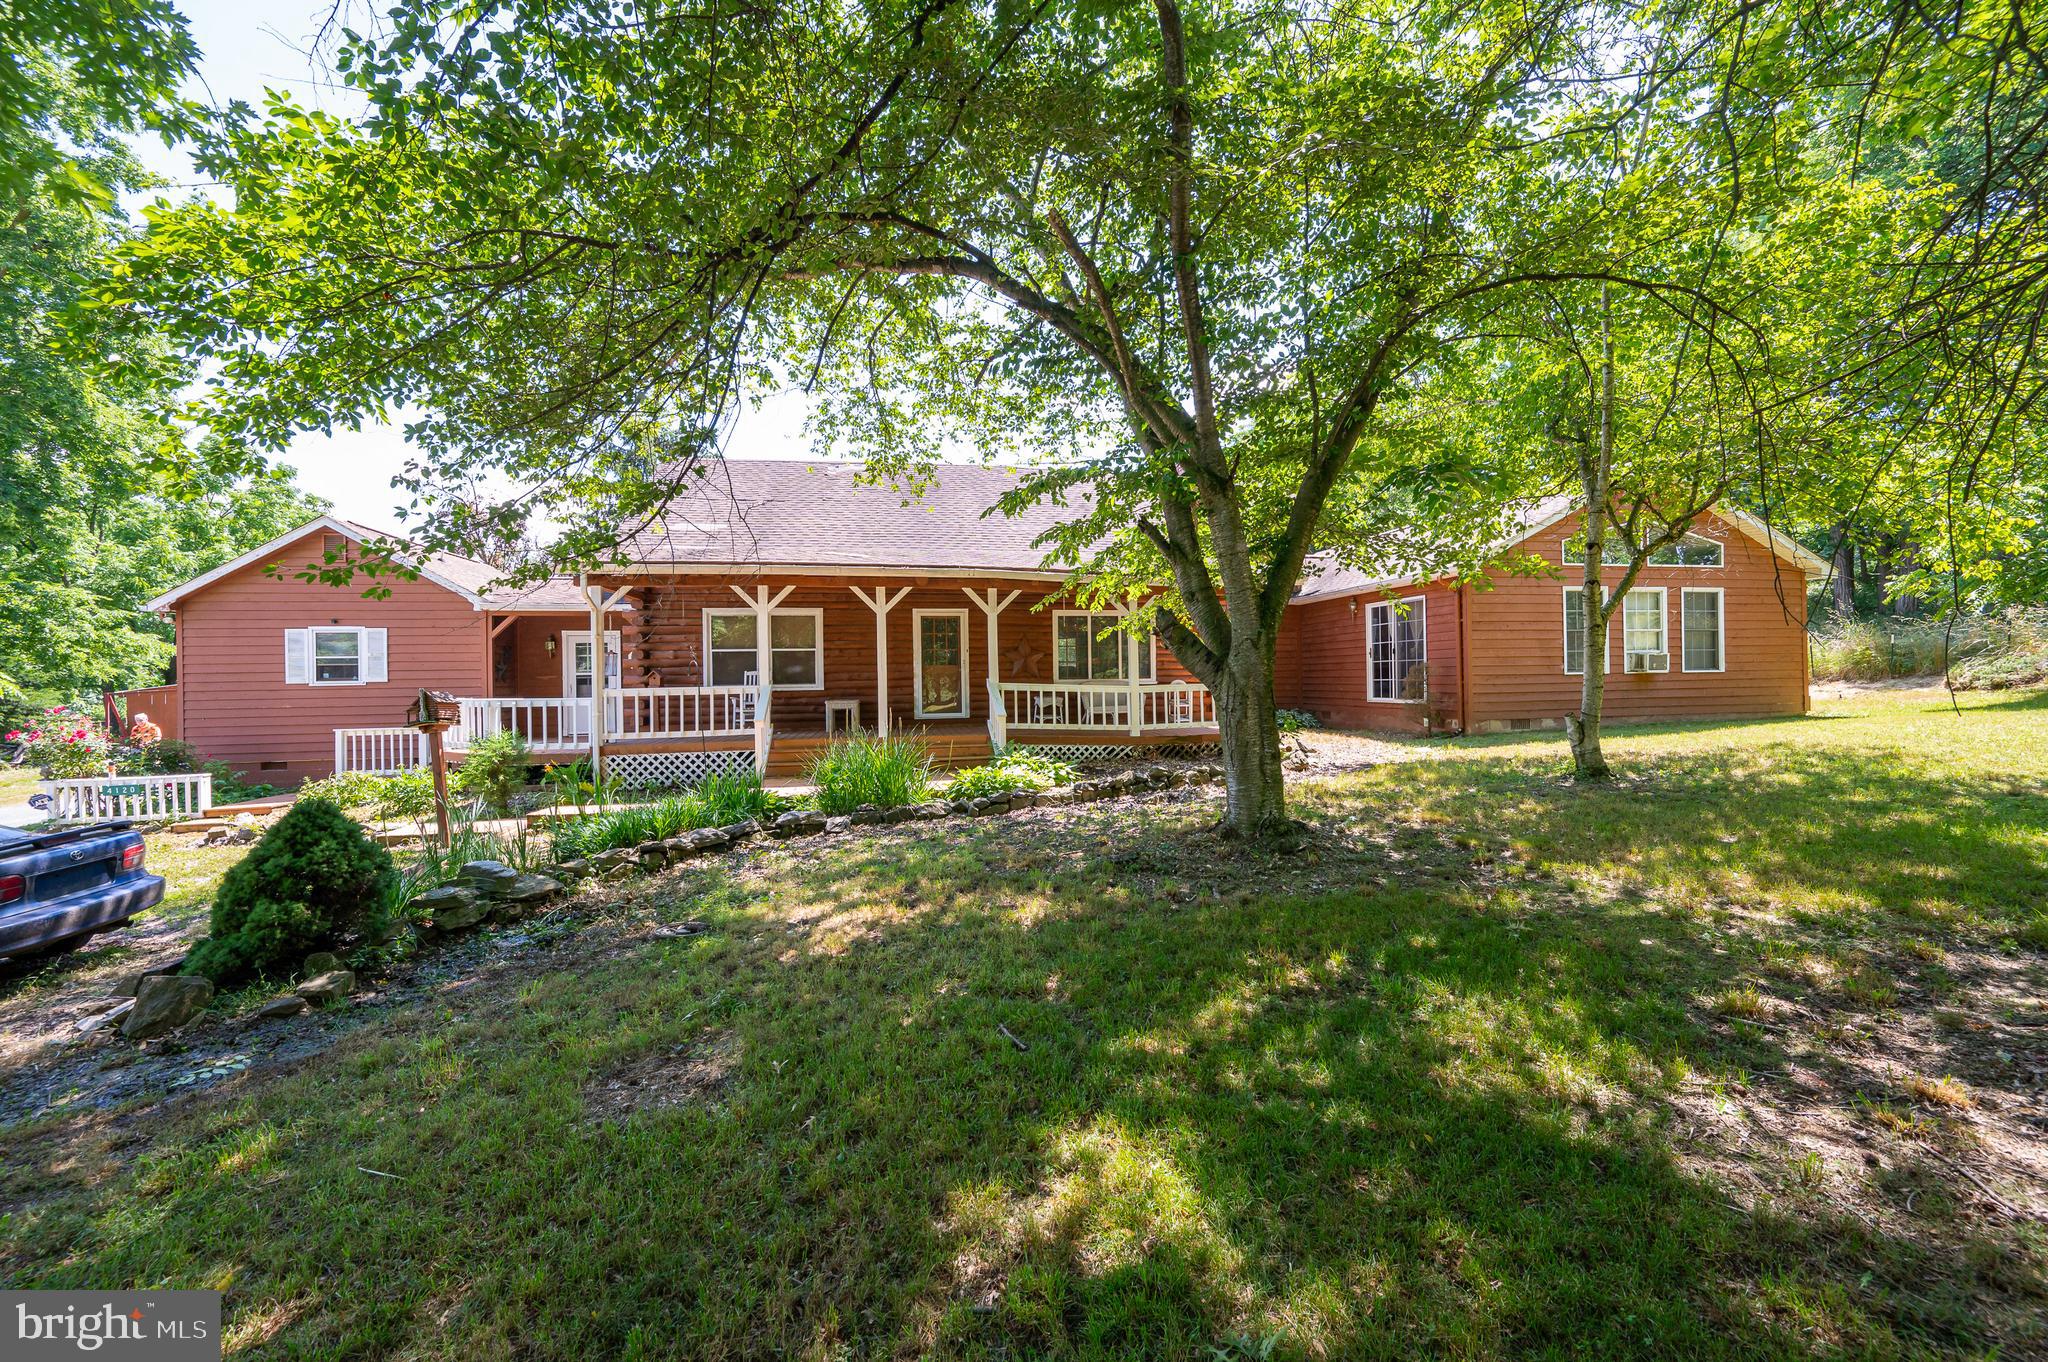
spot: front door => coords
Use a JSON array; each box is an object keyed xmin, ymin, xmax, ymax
[
  {"xmin": 561, "ymin": 630, "xmax": 621, "ymax": 739},
  {"xmin": 914, "ymin": 610, "xmax": 969, "ymax": 718}
]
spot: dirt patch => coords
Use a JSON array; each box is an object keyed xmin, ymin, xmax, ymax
[
  {"xmin": 1810, "ymin": 674, "xmax": 1951, "ymax": 699},
  {"xmin": 583, "ymin": 1033, "xmax": 740, "ymax": 1121}
]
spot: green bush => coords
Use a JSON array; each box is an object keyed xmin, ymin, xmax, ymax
[
  {"xmin": 947, "ymin": 750, "xmax": 1077, "ymax": 800},
  {"xmin": 549, "ymin": 770, "xmax": 788, "ymax": 860},
  {"xmin": 298, "ymin": 768, "xmax": 435, "ymax": 822},
  {"xmin": 451, "ymin": 731, "xmax": 531, "ymax": 814},
  {"xmin": 807, "ymin": 732, "xmax": 934, "ymax": 815},
  {"xmin": 185, "ymin": 798, "xmax": 398, "ymax": 984},
  {"xmin": 1275, "ymin": 708, "xmax": 1318, "ymax": 733}
]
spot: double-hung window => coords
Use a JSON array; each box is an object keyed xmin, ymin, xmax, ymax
[
  {"xmin": 1682, "ymin": 588, "xmax": 1724, "ymax": 671},
  {"xmin": 284, "ymin": 627, "xmax": 387, "ymax": 686},
  {"xmin": 1054, "ymin": 613, "xmax": 1154, "ymax": 682},
  {"xmin": 1562, "ymin": 587, "xmax": 1611, "ymax": 675},
  {"xmin": 704, "ymin": 609, "xmax": 824, "ymax": 689},
  {"xmin": 1621, "ymin": 588, "xmax": 1669, "ymax": 671},
  {"xmin": 1367, "ymin": 598, "xmax": 1427, "ymax": 701}
]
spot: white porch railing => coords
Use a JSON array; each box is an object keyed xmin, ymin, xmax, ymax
[
  {"xmin": 336, "ymin": 688, "xmax": 766, "ymax": 773},
  {"xmin": 609, "ymin": 686, "xmax": 757, "ymax": 741},
  {"xmin": 997, "ymin": 680, "xmax": 1215, "ymax": 734},
  {"xmin": 40, "ymin": 772, "xmax": 214, "ymax": 823},
  {"xmin": 335, "ymin": 728, "xmax": 430, "ymax": 775}
]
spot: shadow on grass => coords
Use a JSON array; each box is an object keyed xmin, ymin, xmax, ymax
[{"xmin": 3, "ymin": 743, "xmax": 2040, "ymax": 1358}]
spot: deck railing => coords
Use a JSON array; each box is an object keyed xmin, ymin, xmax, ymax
[
  {"xmin": 335, "ymin": 727, "xmax": 430, "ymax": 775},
  {"xmin": 997, "ymin": 680, "xmax": 1214, "ymax": 734},
  {"xmin": 335, "ymin": 688, "xmax": 764, "ymax": 773},
  {"xmin": 39, "ymin": 772, "xmax": 214, "ymax": 823}
]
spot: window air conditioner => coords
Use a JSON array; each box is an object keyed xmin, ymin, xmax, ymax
[{"xmin": 1625, "ymin": 651, "xmax": 1669, "ymax": 673}]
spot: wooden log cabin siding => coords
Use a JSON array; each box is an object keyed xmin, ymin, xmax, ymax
[
  {"xmin": 1276, "ymin": 587, "xmax": 1464, "ymax": 733},
  {"xmin": 174, "ymin": 526, "xmax": 487, "ymax": 781},
  {"xmin": 596, "ymin": 574, "xmax": 1199, "ymax": 733},
  {"xmin": 1460, "ymin": 508, "xmax": 1810, "ymax": 731}
]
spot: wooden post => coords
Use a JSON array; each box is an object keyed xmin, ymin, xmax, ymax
[
  {"xmin": 853, "ymin": 584, "xmax": 913, "ymax": 734},
  {"xmin": 427, "ymin": 725, "xmax": 451, "ymax": 848},
  {"xmin": 731, "ymin": 582, "xmax": 795, "ymax": 724}
]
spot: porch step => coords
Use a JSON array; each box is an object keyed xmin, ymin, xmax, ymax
[{"xmin": 765, "ymin": 731, "xmax": 993, "ymax": 780}]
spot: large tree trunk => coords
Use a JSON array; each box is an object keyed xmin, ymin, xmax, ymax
[{"xmin": 1211, "ymin": 647, "xmax": 1288, "ymax": 836}]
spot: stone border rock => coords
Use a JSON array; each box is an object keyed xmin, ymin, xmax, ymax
[{"xmin": 540, "ymin": 763, "xmax": 1226, "ymax": 882}]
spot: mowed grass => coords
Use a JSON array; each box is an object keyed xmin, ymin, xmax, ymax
[{"xmin": 2, "ymin": 688, "xmax": 2045, "ymax": 1359}]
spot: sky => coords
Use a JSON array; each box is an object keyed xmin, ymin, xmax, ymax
[{"xmin": 125, "ymin": 0, "xmax": 817, "ymax": 530}]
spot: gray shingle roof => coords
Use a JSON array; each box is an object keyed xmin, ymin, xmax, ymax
[{"xmin": 619, "ymin": 460, "xmax": 1078, "ymax": 573}]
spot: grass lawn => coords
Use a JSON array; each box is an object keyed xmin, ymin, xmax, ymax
[
  {"xmin": 3, "ymin": 688, "xmax": 2045, "ymax": 1358},
  {"xmin": 0, "ymin": 764, "xmax": 41, "ymax": 808}
]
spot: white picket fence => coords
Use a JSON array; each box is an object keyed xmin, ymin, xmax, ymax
[{"xmin": 39, "ymin": 772, "xmax": 214, "ymax": 823}]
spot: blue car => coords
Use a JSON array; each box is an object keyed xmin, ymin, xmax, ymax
[{"xmin": 0, "ymin": 821, "xmax": 166, "ymax": 961}]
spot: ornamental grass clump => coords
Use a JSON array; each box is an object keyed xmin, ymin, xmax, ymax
[
  {"xmin": 807, "ymin": 733, "xmax": 933, "ymax": 815},
  {"xmin": 186, "ymin": 798, "xmax": 398, "ymax": 984}
]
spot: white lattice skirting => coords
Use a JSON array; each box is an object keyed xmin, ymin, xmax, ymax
[
  {"xmin": 1016, "ymin": 742, "xmax": 1222, "ymax": 766},
  {"xmin": 608, "ymin": 750, "xmax": 756, "ymax": 790}
]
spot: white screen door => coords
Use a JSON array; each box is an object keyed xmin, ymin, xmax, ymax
[{"xmin": 561, "ymin": 630, "xmax": 621, "ymax": 738}]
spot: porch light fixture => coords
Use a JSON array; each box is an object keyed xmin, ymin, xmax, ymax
[{"xmin": 545, "ymin": 635, "xmax": 557, "ymax": 656}]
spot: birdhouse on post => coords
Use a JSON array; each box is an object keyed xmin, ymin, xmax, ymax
[{"xmin": 406, "ymin": 689, "xmax": 460, "ymax": 846}]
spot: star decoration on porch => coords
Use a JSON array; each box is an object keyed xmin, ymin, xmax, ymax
[{"xmin": 1002, "ymin": 639, "xmax": 1046, "ymax": 678}]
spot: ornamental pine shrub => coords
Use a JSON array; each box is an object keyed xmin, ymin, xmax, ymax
[{"xmin": 186, "ymin": 798, "xmax": 398, "ymax": 983}]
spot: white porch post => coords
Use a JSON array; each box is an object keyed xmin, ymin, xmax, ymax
[
  {"xmin": 580, "ymin": 575, "xmax": 632, "ymax": 778},
  {"xmin": 963, "ymin": 588, "xmax": 1020, "ymax": 748},
  {"xmin": 732, "ymin": 584, "xmax": 794, "ymax": 769},
  {"xmin": 852, "ymin": 585, "xmax": 912, "ymax": 734},
  {"xmin": 1124, "ymin": 610, "xmax": 1143, "ymax": 735}
]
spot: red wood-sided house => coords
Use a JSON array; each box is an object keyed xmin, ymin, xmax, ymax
[{"xmin": 135, "ymin": 462, "xmax": 1826, "ymax": 784}]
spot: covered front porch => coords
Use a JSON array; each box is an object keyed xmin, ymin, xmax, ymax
[{"xmin": 332, "ymin": 576, "xmax": 1219, "ymax": 777}]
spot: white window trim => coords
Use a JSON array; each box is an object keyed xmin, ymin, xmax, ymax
[
  {"xmin": 309, "ymin": 626, "xmax": 368, "ymax": 687},
  {"xmin": 1621, "ymin": 586, "xmax": 1669, "ymax": 672},
  {"xmin": 1366, "ymin": 596, "xmax": 1427, "ymax": 703},
  {"xmin": 1562, "ymin": 585, "xmax": 1613, "ymax": 675},
  {"xmin": 702, "ymin": 608, "xmax": 826, "ymax": 691},
  {"xmin": 1051, "ymin": 610, "xmax": 1155, "ymax": 683},
  {"xmin": 1681, "ymin": 587, "xmax": 1726, "ymax": 673},
  {"xmin": 912, "ymin": 607, "xmax": 972, "ymax": 719},
  {"xmin": 1562, "ymin": 532, "xmax": 1726, "ymax": 568}
]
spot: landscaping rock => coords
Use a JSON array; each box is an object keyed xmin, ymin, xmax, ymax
[
  {"xmin": 459, "ymin": 860, "xmax": 521, "ymax": 894},
  {"xmin": 912, "ymin": 801, "xmax": 950, "ymax": 820},
  {"xmin": 850, "ymin": 803, "xmax": 883, "ymax": 826},
  {"xmin": 303, "ymin": 950, "xmax": 345, "ymax": 977},
  {"xmin": 494, "ymin": 874, "xmax": 563, "ymax": 915},
  {"xmin": 771, "ymin": 810, "xmax": 828, "ymax": 838},
  {"xmin": 247, "ymin": 994, "xmax": 310, "ymax": 1021},
  {"xmin": 1034, "ymin": 788, "xmax": 1075, "ymax": 806},
  {"xmin": 718, "ymin": 821, "xmax": 756, "ymax": 844},
  {"xmin": 825, "ymin": 815, "xmax": 853, "ymax": 834},
  {"xmin": 1009, "ymin": 791, "xmax": 1039, "ymax": 810},
  {"xmin": 968, "ymin": 797, "xmax": 1009, "ymax": 816},
  {"xmin": 549, "ymin": 859, "xmax": 593, "ymax": 881},
  {"xmin": 295, "ymin": 969, "xmax": 356, "ymax": 1005},
  {"xmin": 592, "ymin": 849, "xmax": 639, "ymax": 875},
  {"xmin": 121, "ymin": 975, "xmax": 214, "ymax": 1039},
  {"xmin": 948, "ymin": 798, "xmax": 974, "ymax": 815},
  {"xmin": 636, "ymin": 841, "xmax": 672, "ymax": 868},
  {"xmin": 414, "ymin": 883, "xmax": 491, "ymax": 933}
]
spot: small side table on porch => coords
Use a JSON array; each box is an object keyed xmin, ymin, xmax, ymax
[{"xmin": 823, "ymin": 699, "xmax": 863, "ymax": 735}]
